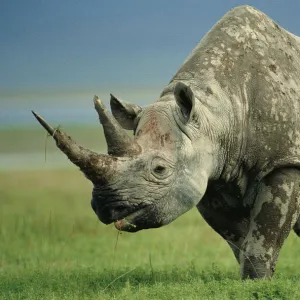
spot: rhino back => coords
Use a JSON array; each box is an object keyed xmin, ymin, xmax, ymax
[{"xmin": 162, "ymin": 5, "xmax": 300, "ymax": 177}]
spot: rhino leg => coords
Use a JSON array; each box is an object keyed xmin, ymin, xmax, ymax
[
  {"xmin": 197, "ymin": 192, "xmax": 250, "ymax": 264},
  {"xmin": 240, "ymin": 168, "xmax": 300, "ymax": 279}
]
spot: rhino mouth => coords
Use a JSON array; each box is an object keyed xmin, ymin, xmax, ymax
[
  {"xmin": 113, "ymin": 207, "xmax": 159, "ymax": 232},
  {"xmin": 114, "ymin": 210, "xmax": 144, "ymax": 232},
  {"xmin": 96, "ymin": 201, "xmax": 156, "ymax": 232},
  {"xmin": 115, "ymin": 204, "xmax": 165, "ymax": 232}
]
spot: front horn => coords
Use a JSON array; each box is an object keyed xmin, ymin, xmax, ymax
[{"xmin": 32, "ymin": 111, "xmax": 117, "ymax": 185}]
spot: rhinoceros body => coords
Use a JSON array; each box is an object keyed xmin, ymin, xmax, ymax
[{"xmin": 33, "ymin": 5, "xmax": 300, "ymax": 279}]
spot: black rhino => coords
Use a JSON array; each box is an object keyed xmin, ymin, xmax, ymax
[{"xmin": 32, "ymin": 5, "xmax": 300, "ymax": 279}]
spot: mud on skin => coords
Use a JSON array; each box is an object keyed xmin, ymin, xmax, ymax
[{"xmin": 33, "ymin": 5, "xmax": 300, "ymax": 279}]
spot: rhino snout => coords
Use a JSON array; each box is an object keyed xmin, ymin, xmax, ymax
[
  {"xmin": 91, "ymin": 197, "xmax": 149, "ymax": 225},
  {"xmin": 91, "ymin": 200, "xmax": 130, "ymax": 224}
]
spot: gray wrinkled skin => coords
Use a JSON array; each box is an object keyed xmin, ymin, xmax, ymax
[
  {"xmin": 33, "ymin": 5, "xmax": 300, "ymax": 280},
  {"xmin": 163, "ymin": 5, "xmax": 300, "ymax": 279},
  {"xmin": 94, "ymin": 5, "xmax": 300, "ymax": 279}
]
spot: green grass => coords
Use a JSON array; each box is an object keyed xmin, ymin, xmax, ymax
[{"xmin": 1, "ymin": 171, "xmax": 300, "ymax": 299}]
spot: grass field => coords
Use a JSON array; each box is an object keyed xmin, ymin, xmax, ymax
[
  {"xmin": 2, "ymin": 170, "xmax": 300, "ymax": 299},
  {"xmin": 2, "ymin": 127, "xmax": 300, "ymax": 299}
]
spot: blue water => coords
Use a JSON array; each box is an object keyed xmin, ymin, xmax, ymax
[
  {"xmin": 1, "ymin": 107, "xmax": 98, "ymax": 127},
  {"xmin": 0, "ymin": 88, "xmax": 161, "ymax": 127}
]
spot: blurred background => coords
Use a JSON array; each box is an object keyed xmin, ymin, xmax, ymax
[
  {"xmin": 2, "ymin": 2, "xmax": 300, "ymax": 293},
  {"xmin": 1, "ymin": 0, "xmax": 300, "ymax": 170}
]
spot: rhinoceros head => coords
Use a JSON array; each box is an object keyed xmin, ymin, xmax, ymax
[{"xmin": 33, "ymin": 82, "xmax": 217, "ymax": 232}]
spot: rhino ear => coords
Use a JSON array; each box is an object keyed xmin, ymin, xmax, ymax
[
  {"xmin": 174, "ymin": 82, "xmax": 195, "ymax": 122},
  {"xmin": 110, "ymin": 94, "xmax": 142, "ymax": 130}
]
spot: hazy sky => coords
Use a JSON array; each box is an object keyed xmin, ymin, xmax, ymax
[{"xmin": 1, "ymin": 0, "xmax": 300, "ymax": 125}]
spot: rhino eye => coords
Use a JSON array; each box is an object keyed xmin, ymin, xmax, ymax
[
  {"xmin": 154, "ymin": 165, "xmax": 166, "ymax": 174},
  {"xmin": 151, "ymin": 157, "xmax": 173, "ymax": 180}
]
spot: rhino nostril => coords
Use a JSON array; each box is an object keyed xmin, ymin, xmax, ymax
[
  {"xmin": 112, "ymin": 205, "xmax": 129, "ymax": 217},
  {"xmin": 98, "ymin": 203, "xmax": 130, "ymax": 222},
  {"xmin": 114, "ymin": 205, "xmax": 126, "ymax": 212}
]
